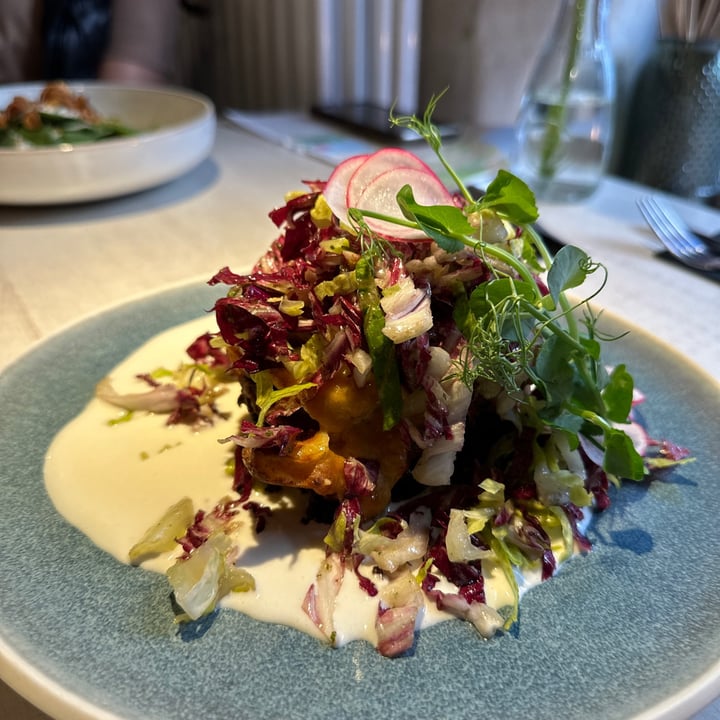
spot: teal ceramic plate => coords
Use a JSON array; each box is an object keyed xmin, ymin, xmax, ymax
[{"xmin": 1, "ymin": 283, "xmax": 719, "ymax": 720}]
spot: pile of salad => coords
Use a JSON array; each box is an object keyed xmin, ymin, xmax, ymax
[
  {"xmin": 0, "ymin": 81, "xmax": 135, "ymax": 148},
  {"xmin": 116, "ymin": 103, "xmax": 690, "ymax": 657}
]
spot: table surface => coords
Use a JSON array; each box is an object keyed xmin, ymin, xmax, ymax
[{"xmin": 1, "ymin": 119, "xmax": 719, "ymax": 720}]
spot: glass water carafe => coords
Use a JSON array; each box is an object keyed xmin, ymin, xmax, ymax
[{"xmin": 513, "ymin": 0, "xmax": 616, "ymax": 202}]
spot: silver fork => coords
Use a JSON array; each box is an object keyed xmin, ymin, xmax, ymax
[{"xmin": 637, "ymin": 196, "xmax": 720, "ymax": 272}]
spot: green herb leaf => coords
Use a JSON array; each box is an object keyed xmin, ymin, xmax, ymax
[
  {"xmin": 546, "ymin": 245, "xmax": 590, "ymax": 306},
  {"xmin": 602, "ymin": 364, "xmax": 634, "ymax": 424},
  {"xmin": 478, "ymin": 169, "xmax": 539, "ymax": 224},
  {"xmin": 534, "ymin": 334, "xmax": 576, "ymax": 407},
  {"xmin": 603, "ymin": 427, "xmax": 646, "ymax": 481},
  {"xmin": 474, "ymin": 277, "xmax": 538, "ymax": 308},
  {"xmin": 578, "ymin": 335, "xmax": 601, "ymax": 361},
  {"xmin": 543, "ymin": 409, "xmax": 585, "ymax": 434},
  {"xmin": 396, "ymin": 184, "xmax": 472, "ymax": 253}
]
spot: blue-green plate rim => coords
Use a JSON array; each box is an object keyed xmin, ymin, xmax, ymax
[{"xmin": 1, "ymin": 281, "xmax": 719, "ymax": 720}]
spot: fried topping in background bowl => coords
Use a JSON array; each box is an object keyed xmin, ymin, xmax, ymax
[{"xmin": 0, "ymin": 81, "xmax": 134, "ymax": 147}]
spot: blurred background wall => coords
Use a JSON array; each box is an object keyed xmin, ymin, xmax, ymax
[{"xmin": 175, "ymin": 0, "xmax": 659, "ymax": 172}]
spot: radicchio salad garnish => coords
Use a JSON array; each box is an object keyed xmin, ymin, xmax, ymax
[{"xmin": 112, "ymin": 101, "xmax": 691, "ymax": 656}]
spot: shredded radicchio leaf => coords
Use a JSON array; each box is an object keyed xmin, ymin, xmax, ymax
[
  {"xmin": 223, "ymin": 420, "xmax": 302, "ymax": 453},
  {"xmin": 123, "ymin": 152, "xmax": 691, "ymax": 656}
]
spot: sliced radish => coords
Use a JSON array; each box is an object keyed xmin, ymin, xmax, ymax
[
  {"xmin": 622, "ymin": 420, "xmax": 651, "ymax": 457},
  {"xmin": 322, "ymin": 153, "xmax": 370, "ymax": 224},
  {"xmin": 346, "ymin": 148, "xmax": 437, "ymax": 209},
  {"xmin": 579, "ymin": 435, "xmax": 604, "ymax": 468},
  {"xmin": 356, "ymin": 166, "xmax": 454, "ymax": 239}
]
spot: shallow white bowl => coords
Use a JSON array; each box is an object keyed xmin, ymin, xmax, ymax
[{"xmin": 0, "ymin": 82, "xmax": 216, "ymax": 205}]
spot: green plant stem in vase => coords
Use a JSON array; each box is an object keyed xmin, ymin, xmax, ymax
[
  {"xmin": 514, "ymin": 0, "xmax": 615, "ymax": 202},
  {"xmin": 538, "ymin": 0, "xmax": 587, "ymax": 181}
]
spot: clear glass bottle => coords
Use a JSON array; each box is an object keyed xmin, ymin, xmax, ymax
[{"xmin": 513, "ymin": 0, "xmax": 615, "ymax": 202}]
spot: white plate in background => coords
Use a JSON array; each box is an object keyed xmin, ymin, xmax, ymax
[{"xmin": 0, "ymin": 82, "xmax": 216, "ymax": 205}]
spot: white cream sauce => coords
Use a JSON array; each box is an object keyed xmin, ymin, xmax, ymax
[{"xmin": 44, "ymin": 317, "xmax": 587, "ymax": 649}]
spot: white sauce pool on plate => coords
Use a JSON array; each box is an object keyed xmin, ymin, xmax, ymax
[{"xmin": 44, "ymin": 317, "xmax": 588, "ymax": 648}]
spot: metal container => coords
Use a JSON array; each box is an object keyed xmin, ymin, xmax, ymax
[{"xmin": 620, "ymin": 39, "xmax": 720, "ymax": 201}]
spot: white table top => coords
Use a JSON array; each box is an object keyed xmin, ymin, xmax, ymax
[{"xmin": 1, "ymin": 120, "xmax": 718, "ymax": 719}]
